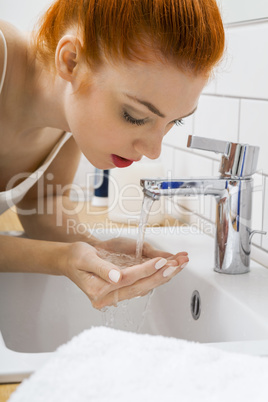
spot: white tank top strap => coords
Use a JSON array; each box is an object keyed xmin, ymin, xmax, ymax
[
  {"xmin": 0, "ymin": 29, "xmax": 8, "ymax": 95},
  {"xmin": 0, "ymin": 132, "xmax": 73, "ymax": 215}
]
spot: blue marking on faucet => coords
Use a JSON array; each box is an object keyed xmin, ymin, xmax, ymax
[{"xmin": 160, "ymin": 181, "xmax": 184, "ymax": 189}]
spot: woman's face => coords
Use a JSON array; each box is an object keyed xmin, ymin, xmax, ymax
[{"xmin": 64, "ymin": 57, "xmax": 207, "ymax": 169}]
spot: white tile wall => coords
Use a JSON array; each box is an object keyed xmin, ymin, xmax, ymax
[
  {"xmin": 163, "ymin": 115, "xmax": 194, "ymax": 149},
  {"xmin": 215, "ymin": 23, "xmax": 268, "ymax": 99},
  {"xmin": 161, "ymin": 145, "xmax": 174, "ymax": 175},
  {"xmin": 173, "ymin": 149, "xmax": 214, "ymax": 178},
  {"xmin": 172, "ymin": 149, "xmax": 213, "ymax": 221},
  {"xmin": 193, "ymin": 95, "xmax": 240, "ymax": 160},
  {"xmin": 194, "ymin": 95, "xmax": 240, "ymax": 143},
  {"xmin": 263, "ymin": 177, "xmax": 268, "ymax": 251},
  {"xmin": 159, "ymin": 19, "xmax": 268, "ymax": 268},
  {"xmin": 240, "ymin": 100, "xmax": 268, "ymax": 175}
]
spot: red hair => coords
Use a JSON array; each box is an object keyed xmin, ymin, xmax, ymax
[{"xmin": 35, "ymin": 0, "xmax": 225, "ymax": 75}]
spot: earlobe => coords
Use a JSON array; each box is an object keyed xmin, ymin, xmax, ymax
[{"xmin": 55, "ymin": 35, "xmax": 82, "ymax": 82}]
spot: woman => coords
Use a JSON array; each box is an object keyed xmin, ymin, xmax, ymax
[{"xmin": 0, "ymin": 0, "xmax": 225, "ymax": 309}]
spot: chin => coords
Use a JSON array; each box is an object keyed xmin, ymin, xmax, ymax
[{"xmin": 91, "ymin": 160, "xmax": 115, "ymax": 170}]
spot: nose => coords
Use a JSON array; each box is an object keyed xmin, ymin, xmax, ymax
[{"xmin": 134, "ymin": 132, "xmax": 163, "ymax": 160}]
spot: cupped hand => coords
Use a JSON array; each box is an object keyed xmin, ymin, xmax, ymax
[
  {"xmin": 64, "ymin": 239, "xmax": 189, "ymax": 310},
  {"xmin": 96, "ymin": 236, "xmax": 174, "ymax": 259}
]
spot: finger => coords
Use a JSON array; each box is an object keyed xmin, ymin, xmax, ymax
[
  {"xmin": 162, "ymin": 259, "xmax": 188, "ymax": 278},
  {"xmin": 167, "ymin": 251, "xmax": 188, "ymax": 260},
  {"xmin": 147, "ymin": 250, "xmax": 188, "ymax": 260},
  {"xmin": 85, "ymin": 255, "xmax": 183, "ymax": 305},
  {"xmin": 142, "ymin": 242, "xmax": 188, "ymax": 259},
  {"xmin": 97, "ymin": 258, "xmax": 189, "ymax": 309},
  {"xmin": 145, "ymin": 249, "xmax": 173, "ymax": 259},
  {"xmin": 120, "ymin": 254, "xmax": 188, "ymax": 287}
]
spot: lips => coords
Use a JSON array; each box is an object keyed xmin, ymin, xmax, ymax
[{"xmin": 111, "ymin": 154, "xmax": 136, "ymax": 168}]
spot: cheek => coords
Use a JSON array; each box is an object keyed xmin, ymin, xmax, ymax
[
  {"xmin": 68, "ymin": 106, "xmax": 124, "ymax": 155},
  {"xmin": 65, "ymin": 92, "xmax": 132, "ymax": 155}
]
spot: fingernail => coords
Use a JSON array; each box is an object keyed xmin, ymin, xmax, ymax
[
  {"xmin": 163, "ymin": 266, "xmax": 177, "ymax": 277},
  {"xmin": 181, "ymin": 262, "xmax": 188, "ymax": 269},
  {"xmin": 109, "ymin": 269, "xmax": 120, "ymax": 283},
  {"xmin": 155, "ymin": 258, "xmax": 167, "ymax": 270}
]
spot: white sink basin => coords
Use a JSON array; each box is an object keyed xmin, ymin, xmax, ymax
[{"xmin": 1, "ymin": 227, "xmax": 268, "ymax": 382}]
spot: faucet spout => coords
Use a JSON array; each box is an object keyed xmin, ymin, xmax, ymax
[{"xmin": 141, "ymin": 178, "xmax": 227, "ymax": 200}]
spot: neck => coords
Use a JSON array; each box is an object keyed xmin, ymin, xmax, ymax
[
  {"xmin": 32, "ymin": 72, "xmax": 70, "ymax": 131},
  {"xmin": 22, "ymin": 36, "xmax": 71, "ymax": 132},
  {"xmin": 28, "ymin": 70, "xmax": 70, "ymax": 132}
]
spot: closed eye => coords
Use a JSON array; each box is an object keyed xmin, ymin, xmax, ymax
[
  {"xmin": 122, "ymin": 110, "xmax": 184, "ymax": 127},
  {"xmin": 122, "ymin": 110, "xmax": 147, "ymax": 126}
]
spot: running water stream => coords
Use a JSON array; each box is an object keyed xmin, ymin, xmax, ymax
[
  {"xmin": 100, "ymin": 194, "xmax": 156, "ymax": 331},
  {"xmin": 136, "ymin": 195, "xmax": 155, "ymax": 260}
]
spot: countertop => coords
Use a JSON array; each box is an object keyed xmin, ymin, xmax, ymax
[{"xmin": 0, "ymin": 204, "xmax": 178, "ymax": 401}]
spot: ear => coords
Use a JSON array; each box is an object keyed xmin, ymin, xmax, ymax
[{"xmin": 55, "ymin": 35, "xmax": 82, "ymax": 82}]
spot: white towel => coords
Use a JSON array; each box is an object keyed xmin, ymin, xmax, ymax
[{"xmin": 9, "ymin": 327, "xmax": 268, "ymax": 402}]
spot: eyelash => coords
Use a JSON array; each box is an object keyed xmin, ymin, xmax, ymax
[
  {"xmin": 122, "ymin": 110, "xmax": 184, "ymax": 127},
  {"xmin": 174, "ymin": 119, "xmax": 184, "ymax": 126},
  {"xmin": 123, "ymin": 111, "xmax": 146, "ymax": 126}
]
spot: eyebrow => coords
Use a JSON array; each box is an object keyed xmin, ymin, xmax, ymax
[{"xmin": 123, "ymin": 93, "xmax": 197, "ymax": 120}]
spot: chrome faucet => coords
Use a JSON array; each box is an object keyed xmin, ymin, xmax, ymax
[{"xmin": 141, "ymin": 135, "xmax": 266, "ymax": 274}]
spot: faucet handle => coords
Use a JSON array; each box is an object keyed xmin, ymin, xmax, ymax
[
  {"xmin": 187, "ymin": 135, "xmax": 260, "ymax": 178},
  {"xmin": 187, "ymin": 135, "xmax": 230, "ymax": 155},
  {"xmin": 248, "ymin": 229, "xmax": 267, "ymax": 245}
]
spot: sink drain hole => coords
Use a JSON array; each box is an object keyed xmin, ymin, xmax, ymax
[{"xmin": 191, "ymin": 290, "xmax": 201, "ymax": 320}]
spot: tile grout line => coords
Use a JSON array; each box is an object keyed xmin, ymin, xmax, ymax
[{"xmin": 201, "ymin": 92, "xmax": 268, "ymax": 103}]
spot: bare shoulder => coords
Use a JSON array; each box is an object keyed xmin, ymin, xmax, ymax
[
  {"xmin": 19, "ymin": 134, "xmax": 82, "ymax": 202},
  {"xmin": 0, "ymin": 21, "xmax": 9, "ymax": 92},
  {"xmin": 46, "ymin": 135, "xmax": 82, "ymax": 187},
  {"xmin": 0, "ymin": 20, "xmax": 29, "ymax": 96},
  {"xmin": 0, "ymin": 20, "xmax": 26, "ymax": 53}
]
